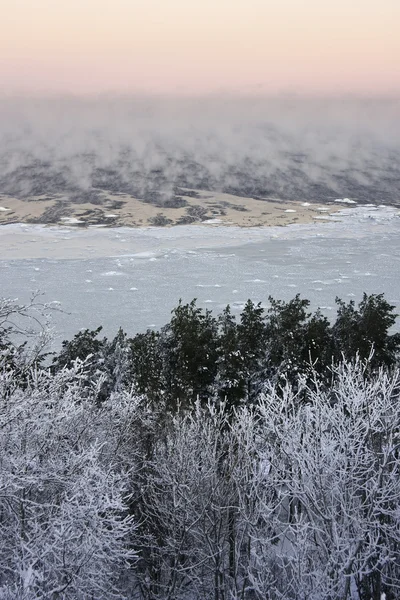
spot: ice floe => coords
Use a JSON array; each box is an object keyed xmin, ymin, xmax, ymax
[{"xmin": 245, "ymin": 279, "xmax": 266, "ymax": 283}]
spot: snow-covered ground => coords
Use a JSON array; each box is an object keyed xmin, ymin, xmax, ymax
[{"xmin": 0, "ymin": 205, "xmax": 399, "ymax": 343}]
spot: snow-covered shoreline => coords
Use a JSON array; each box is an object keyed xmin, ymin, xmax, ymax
[{"xmin": 0, "ymin": 204, "xmax": 399, "ymax": 260}]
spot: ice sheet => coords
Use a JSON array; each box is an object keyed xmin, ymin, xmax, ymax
[{"xmin": 1, "ymin": 205, "xmax": 399, "ymax": 344}]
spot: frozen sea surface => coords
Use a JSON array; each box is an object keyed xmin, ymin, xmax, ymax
[{"xmin": 1, "ymin": 206, "xmax": 399, "ymax": 344}]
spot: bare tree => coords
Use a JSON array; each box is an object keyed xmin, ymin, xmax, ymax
[
  {"xmin": 0, "ymin": 293, "xmax": 59, "ymax": 378},
  {"xmin": 252, "ymin": 359, "xmax": 400, "ymax": 600},
  {"xmin": 0, "ymin": 361, "xmax": 137, "ymax": 599}
]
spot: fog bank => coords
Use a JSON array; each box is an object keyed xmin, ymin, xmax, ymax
[{"xmin": 0, "ymin": 95, "xmax": 399, "ymax": 204}]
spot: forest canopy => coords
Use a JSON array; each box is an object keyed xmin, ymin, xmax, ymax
[
  {"xmin": 1, "ymin": 292, "xmax": 400, "ymax": 599},
  {"xmin": 50, "ymin": 292, "xmax": 400, "ymax": 408}
]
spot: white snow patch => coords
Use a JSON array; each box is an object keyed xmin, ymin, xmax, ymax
[{"xmin": 60, "ymin": 217, "xmax": 85, "ymax": 224}]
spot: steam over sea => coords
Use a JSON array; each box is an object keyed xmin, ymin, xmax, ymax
[{"xmin": 0, "ymin": 96, "xmax": 399, "ymax": 204}]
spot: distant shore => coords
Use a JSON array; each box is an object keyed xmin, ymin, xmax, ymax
[
  {"xmin": 0, "ymin": 189, "xmax": 351, "ymax": 229},
  {"xmin": 0, "ymin": 203, "xmax": 399, "ymax": 261}
]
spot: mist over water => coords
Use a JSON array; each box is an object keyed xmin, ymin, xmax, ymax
[{"xmin": 1, "ymin": 95, "xmax": 399, "ymax": 204}]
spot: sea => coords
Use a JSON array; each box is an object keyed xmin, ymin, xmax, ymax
[{"xmin": 1, "ymin": 205, "xmax": 399, "ymax": 346}]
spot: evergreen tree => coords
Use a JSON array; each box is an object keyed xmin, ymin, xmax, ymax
[
  {"xmin": 129, "ymin": 329, "xmax": 165, "ymax": 402},
  {"xmin": 216, "ymin": 305, "xmax": 245, "ymax": 406},
  {"xmin": 265, "ymin": 295, "xmax": 334, "ymax": 387},
  {"xmin": 302, "ymin": 309, "xmax": 334, "ymax": 375},
  {"xmin": 333, "ymin": 293, "xmax": 400, "ymax": 369},
  {"xmin": 52, "ymin": 326, "xmax": 107, "ymax": 371},
  {"xmin": 265, "ymin": 294, "xmax": 309, "ymax": 381},
  {"xmin": 237, "ymin": 299, "xmax": 267, "ymax": 402},
  {"xmin": 161, "ymin": 299, "xmax": 218, "ymax": 410},
  {"xmin": 100, "ymin": 327, "xmax": 132, "ymax": 398}
]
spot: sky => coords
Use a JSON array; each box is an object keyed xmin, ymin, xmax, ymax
[{"xmin": 1, "ymin": 0, "xmax": 399, "ymax": 96}]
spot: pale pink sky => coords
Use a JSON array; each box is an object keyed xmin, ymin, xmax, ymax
[{"xmin": 1, "ymin": 0, "xmax": 399, "ymax": 95}]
